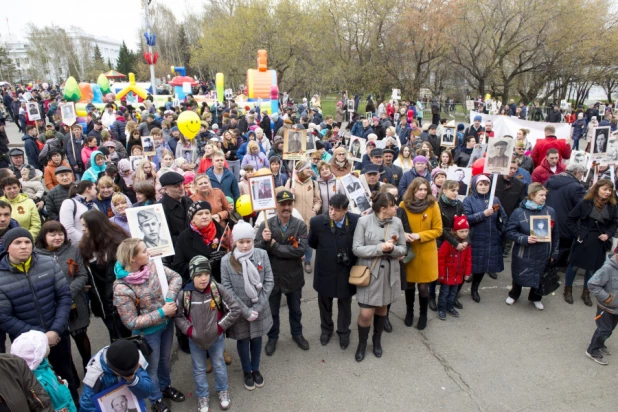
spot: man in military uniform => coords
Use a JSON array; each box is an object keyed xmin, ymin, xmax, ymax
[
  {"xmin": 488, "ymin": 140, "xmax": 510, "ymax": 169},
  {"xmin": 137, "ymin": 209, "xmax": 169, "ymax": 248}
]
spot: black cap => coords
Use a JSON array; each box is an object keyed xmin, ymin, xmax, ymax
[
  {"xmin": 276, "ymin": 190, "xmax": 294, "ymax": 203},
  {"xmin": 370, "ymin": 148, "xmax": 383, "ymax": 157},
  {"xmin": 362, "ymin": 164, "xmax": 380, "ymax": 174},
  {"xmin": 3, "ymin": 228, "xmax": 33, "ymax": 249},
  {"xmin": 106, "ymin": 340, "xmax": 140, "ymax": 377},
  {"xmin": 54, "ymin": 166, "xmax": 72, "ymax": 175},
  {"xmin": 159, "ymin": 172, "xmax": 184, "ymax": 187},
  {"xmin": 315, "ymin": 141, "xmax": 325, "ymax": 150}
]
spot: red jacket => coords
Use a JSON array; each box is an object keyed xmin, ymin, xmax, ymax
[
  {"xmin": 531, "ymin": 158, "xmax": 566, "ymax": 184},
  {"xmin": 530, "ymin": 136, "xmax": 571, "ymax": 166},
  {"xmin": 438, "ymin": 240, "xmax": 472, "ymax": 285}
]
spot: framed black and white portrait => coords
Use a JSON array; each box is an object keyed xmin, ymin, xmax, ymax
[
  {"xmin": 127, "ymin": 204, "xmax": 175, "ymax": 258},
  {"xmin": 530, "ymin": 215, "xmax": 551, "ymax": 242},
  {"xmin": 93, "ymin": 381, "xmax": 146, "ymax": 412}
]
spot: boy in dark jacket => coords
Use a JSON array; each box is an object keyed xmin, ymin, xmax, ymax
[
  {"xmin": 586, "ymin": 253, "xmax": 618, "ymax": 365},
  {"xmin": 174, "ymin": 256, "xmax": 240, "ymax": 411},
  {"xmin": 437, "ymin": 215, "xmax": 472, "ymax": 320}
]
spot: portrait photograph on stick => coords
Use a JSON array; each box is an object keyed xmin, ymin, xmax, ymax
[
  {"xmin": 248, "ymin": 174, "xmax": 276, "ymax": 212},
  {"xmin": 348, "ymin": 136, "xmax": 366, "ymax": 163},
  {"xmin": 484, "ymin": 138, "xmax": 514, "ymax": 174},
  {"xmin": 529, "ymin": 215, "xmax": 551, "ymax": 242},
  {"xmin": 127, "ymin": 204, "xmax": 175, "ymax": 258},
  {"xmin": 59, "ymin": 102, "xmax": 77, "ymax": 126},
  {"xmin": 141, "ymin": 136, "xmax": 155, "ymax": 156},
  {"xmin": 447, "ymin": 166, "xmax": 472, "ymax": 197},
  {"xmin": 569, "ymin": 150, "xmax": 590, "ymax": 167},
  {"xmin": 591, "ymin": 126, "xmax": 610, "ymax": 162},
  {"xmin": 441, "ymin": 127, "xmax": 455, "ymax": 147},
  {"xmin": 26, "ymin": 102, "xmax": 41, "ymax": 121},
  {"xmin": 283, "ymin": 128, "xmax": 306, "ymax": 160}
]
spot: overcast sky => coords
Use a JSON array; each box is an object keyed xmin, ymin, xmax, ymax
[{"xmin": 0, "ymin": 0, "xmax": 204, "ymax": 49}]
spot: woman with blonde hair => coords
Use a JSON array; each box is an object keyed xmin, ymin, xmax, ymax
[
  {"xmin": 394, "ymin": 145, "xmax": 414, "ymax": 172},
  {"xmin": 191, "ymin": 174, "xmax": 233, "ymax": 225},
  {"xmin": 198, "ymin": 144, "xmax": 229, "ymax": 173},
  {"xmin": 221, "ymin": 130, "xmax": 240, "ymax": 179},
  {"xmin": 329, "ymin": 146, "xmax": 353, "ymax": 178},
  {"xmin": 113, "ymin": 238, "xmax": 185, "ymax": 409},
  {"xmin": 516, "ymin": 128, "xmax": 532, "ymax": 153},
  {"xmin": 134, "ymin": 158, "xmax": 158, "ymax": 188},
  {"xmin": 124, "ymin": 121, "xmax": 137, "ymax": 147},
  {"xmin": 241, "ymin": 141, "xmax": 268, "ymax": 170}
]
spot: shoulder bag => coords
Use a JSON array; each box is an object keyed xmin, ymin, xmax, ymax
[{"xmin": 349, "ymin": 224, "xmax": 390, "ymax": 287}]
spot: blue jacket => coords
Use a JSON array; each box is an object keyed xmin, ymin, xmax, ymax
[
  {"xmin": 80, "ymin": 347, "xmax": 152, "ymax": 412},
  {"xmin": 0, "ymin": 219, "xmax": 20, "ymax": 253},
  {"xmin": 463, "ymin": 175, "xmax": 507, "ymax": 273},
  {"xmin": 236, "ymin": 132, "xmax": 266, "ymax": 162},
  {"xmin": 350, "ymin": 120, "xmax": 363, "ymax": 137},
  {"xmin": 0, "ymin": 252, "xmax": 72, "ymax": 340},
  {"xmin": 571, "ymin": 118, "xmax": 587, "ymax": 141},
  {"xmin": 515, "ymin": 167, "xmax": 532, "ymax": 190},
  {"xmin": 206, "ymin": 166, "xmax": 240, "ymax": 202},
  {"xmin": 22, "ymin": 135, "xmax": 42, "ymax": 170},
  {"xmin": 397, "ymin": 167, "xmax": 431, "ymax": 199},
  {"xmin": 506, "ymin": 201, "xmax": 559, "ymax": 288},
  {"xmin": 396, "ymin": 124, "xmax": 411, "ymax": 145},
  {"xmin": 34, "ymin": 359, "xmax": 76, "ymax": 412},
  {"xmin": 82, "ymin": 150, "xmax": 106, "ymax": 183}
]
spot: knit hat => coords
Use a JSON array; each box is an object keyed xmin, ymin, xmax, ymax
[
  {"xmin": 232, "ymin": 221, "xmax": 254, "ymax": 242},
  {"xmin": 183, "ymin": 172, "xmax": 195, "ymax": 186},
  {"xmin": 473, "ymin": 115, "xmax": 483, "ymax": 122},
  {"xmin": 474, "ymin": 174, "xmax": 491, "ymax": 187},
  {"xmin": 412, "ymin": 155, "xmax": 428, "ymax": 164},
  {"xmin": 3, "ymin": 228, "xmax": 33, "ymax": 249},
  {"xmin": 187, "ymin": 200, "xmax": 212, "ymax": 222},
  {"xmin": 431, "ymin": 167, "xmax": 447, "ymax": 181},
  {"xmin": 453, "ymin": 215, "xmax": 469, "ymax": 231},
  {"xmin": 189, "ymin": 255, "xmax": 212, "ymax": 278},
  {"xmin": 315, "ymin": 141, "xmax": 325, "ymax": 150},
  {"xmin": 457, "ymin": 123, "xmax": 465, "ymax": 131},
  {"xmin": 10, "ymin": 330, "xmax": 48, "ymax": 371},
  {"xmin": 106, "ymin": 340, "xmax": 140, "ymax": 377}
]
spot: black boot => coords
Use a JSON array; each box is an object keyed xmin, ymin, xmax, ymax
[
  {"xmin": 418, "ymin": 296, "xmax": 428, "ymax": 330},
  {"xmin": 372, "ymin": 315, "xmax": 385, "ymax": 358},
  {"xmin": 404, "ymin": 288, "xmax": 415, "ymax": 327},
  {"xmin": 471, "ymin": 273, "xmax": 483, "ymax": 303},
  {"xmin": 355, "ymin": 325, "xmax": 370, "ymax": 362},
  {"xmin": 384, "ymin": 305, "xmax": 393, "ymax": 333},
  {"xmin": 428, "ymin": 296, "xmax": 437, "ymax": 312}
]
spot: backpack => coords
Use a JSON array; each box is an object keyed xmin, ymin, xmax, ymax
[{"xmin": 181, "ymin": 281, "xmax": 224, "ymax": 318}]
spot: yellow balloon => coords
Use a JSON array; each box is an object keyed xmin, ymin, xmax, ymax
[
  {"xmin": 235, "ymin": 195, "xmax": 253, "ymax": 217},
  {"xmin": 177, "ymin": 110, "xmax": 201, "ymax": 140}
]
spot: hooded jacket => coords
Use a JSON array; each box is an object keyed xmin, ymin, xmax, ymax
[
  {"xmin": 173, "ymin": 280, "xmax": 240, "ymax": 350},
  {"xmin": 0, "ymin": 252, "xmax": 72, "ymax": 340},
  {"xmin": 0, "ymin": 354, "xmax": 53, "ymax": 412},
  {"xmin": 81, "ymin": 150, "xmax": 106, "ymax": 183},
  {"xmin": 531, "ymin": 158, "xmax": 566, "ymax": 185},
  {"xmin": 544, "ymin": 172, "xmax": 586, "ymax": 238},
  {"xmin": 79, "ymin": 347, "xmax": 151, "ymax": 412},
  {"xmin": 22, "ymin": 134, "xmax": 42, "ymax": 170},
  {"xmin": 109, "ymin": 195, "xmax": 132, "ymax": 236},
  {"xmin": 0, "ymin": 193, "xmax": 41, "ymax": 237},
  {"xmin": 397, "ymin": 167, "xmax": 431, "ymax": 199},
  {"xmin": 20, "ymin": 173, "xmax": 44, "ymax": 202},
  {"xmin": 530, "ymin": 135, "xmax": 571, "ymax": 165},
  {"xmin": 206, "ymin": 166, "xmax": 240, "ymax": 202},
  {"xmin": 588, "ymin": 254, "xmax": 618, "ymax": 314}
]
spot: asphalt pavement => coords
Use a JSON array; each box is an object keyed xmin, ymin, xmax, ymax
[{"xmin": 2, "ymin": 120, "xmax": 612, "ymax": 412}]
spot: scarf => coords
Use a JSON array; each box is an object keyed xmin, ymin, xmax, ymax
[
  {"xmin": 524, "ymin": 199, "xmax": 544, "ymax": 211},
  {"xmin": 440, "ymin": 194, "xmax": 458, "ymax": 207},
  {"xmin": 233, "ymin": 248, "xmax": 263, "ymax": 303},
  {"xmin": 75, "ymin": 194, "xmax": 94, "ymax": 210},
  {"xmin": 334, "ymin": 159, "xmax": 348, "ymax": 168},
  {"xmin": 190, "ymin": 221, "xmax": 217, "ymax": 245},
  {"xmin": 594, "ymin": 196, "xmax": 609, "ymax": 212},
  {"xmin": 114, "ymin": 261, "xmax": 150, "ymax": 285},
  {"xmin": 406, "ymin": 198, "xmax": 431, "ymax": 214}
]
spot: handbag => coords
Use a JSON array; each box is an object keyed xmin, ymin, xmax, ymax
[
  {"xmin": 539, "ymin": 262, "xmax": 560, "ymax": 296},
  {"xmin": 122, "ymin": 335, "xmax": 153, "ymax": 357},
  {"xmin": 349, "ymin": 224, "xmax": 390, "ymax": 287},
  {"xmin": 402, "ymin": 246, "xmax": 416, "ymax": 264}
]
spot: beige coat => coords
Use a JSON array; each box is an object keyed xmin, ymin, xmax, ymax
[{"xmin": 285, "ymin": 176, "xmax": 321, "ymax": 228}]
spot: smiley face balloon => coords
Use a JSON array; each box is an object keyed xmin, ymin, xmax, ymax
[{"xmin": 177, "ymin": 110, "xmax": 201, "ymax": 140}]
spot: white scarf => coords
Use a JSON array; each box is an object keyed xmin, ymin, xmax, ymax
[{"xmin": 233, "ymin": 248, "xmax": 263, "ymax": 303}]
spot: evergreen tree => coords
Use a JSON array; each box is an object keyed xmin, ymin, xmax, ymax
[
  {"xmin": 93, "ymin": 45, "xmax": 104, "ymax": 67},
  {"xmin": 107, "ymin": 58, "xmax": 113, "ymax": 70},
  {"xmin": 116, "ymin": 41, "xmax": 136, "ymax": 74}
]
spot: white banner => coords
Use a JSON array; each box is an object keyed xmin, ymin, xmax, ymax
[{"xmin": 469, "ymin": 111, "xmax": 571, "ymax": 148}]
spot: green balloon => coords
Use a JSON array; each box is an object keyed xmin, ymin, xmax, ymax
[
  {"xmin": 63, "ymin": 76, "xmax": 81, "ymax": 102},
  {"xmin": 97, "ymin": 73, "xmax": 111, "ymax": 95}
]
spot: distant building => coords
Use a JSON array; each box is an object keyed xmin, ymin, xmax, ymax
[{"xmin": 5, "ymin": 30, "xmax": 121, "ymax": 84}]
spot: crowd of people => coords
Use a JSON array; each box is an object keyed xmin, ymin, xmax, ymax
[{"xmin": 0, "ymin": 83, "xmax": 618, "ymax": 412}]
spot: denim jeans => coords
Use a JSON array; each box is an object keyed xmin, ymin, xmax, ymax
[
  {"xmin": 143, "ymin": 321, "xmax": 174, "ymax": 403},
  {"xmin": 236, "ymin": 337, "xmax": 263, "ymax": 373},
  {"xmin": 565, "ymin": 265, "xmax": 595, "ymax": 287},
  {"xmin": 268, "ymin": 286, "xmax": 303, "ymax": 339},
  {"xmin": 305, "ymin": 247, "xmax": 313, "ymax": 263},
  {"xmin": 189, "ymin": 334, "xmax": 228, "ymax": 397},
  {"xmin": 572, "ymin": 139, "xmax": 580, "ymax": 150},
  {"xmin": 228, "ymin": 160, "xmax": 240, "ymax": 181},
  {"xmin": 438, "ymin": 284, "xmax": 458, "ymax": 312}
]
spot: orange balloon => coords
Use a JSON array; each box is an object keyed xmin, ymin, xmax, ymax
[{"xmin": 78, "ymin": 83, "xmax": 94, "ymax": 103}]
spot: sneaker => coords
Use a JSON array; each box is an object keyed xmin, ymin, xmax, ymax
[
  {"xmin": 533, "ymin": 301, "xmax": 544, "ymax": 310},
  {"xmin": 243, "ymin": 372, "xmax": 255, "ymax": 390},
  {"xmin": 600, "ymin": 347, "xmax": 612, "ymax": 356},
  {"xmin": 506, "ymin": 297, "xmax": 515, "ymax": 305},
  {"xmin": 304, "ymin": 262, "xmax": 312, "ymax": 273},
  {"xmin": 151, "ymin": 399, "xmax": 171, "ymax": 412},
  {"xmin": 197, "ymin": 397, "xmax": 210, "ymax": 412},
  {"xmin": 586, "ymin": 350, "xmax": 609, "ymax": 365},
  {"xmin": 438, "ymin": 311, "xmax": 446, "ymax": 320},
  {"xmin": 447, "ymin": 308, "xmax": 460, "ymax": 318},
  {"xmin": 218, "ymin": 391, "xmax": 231, "ymax": 410},
  {"xmin": 252, "ymin": 370, "xmax": 264, "ymax": 387}
]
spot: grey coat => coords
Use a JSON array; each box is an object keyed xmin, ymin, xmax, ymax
[
  {"xmin": 221, "ymin": 248, "xmax": 274, "ymax": 340},
  {"xmin": 352, "ymin": 214, "xmax": 406, "ymax": 306},
  {"xmin": 35, "ymin": 243, "xmax": 90, "ymax": 332}
]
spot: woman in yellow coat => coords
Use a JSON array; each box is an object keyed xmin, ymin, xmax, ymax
[{"xmin": 400, "ymin": 177, "xmax": 442, "ymax": 330}]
